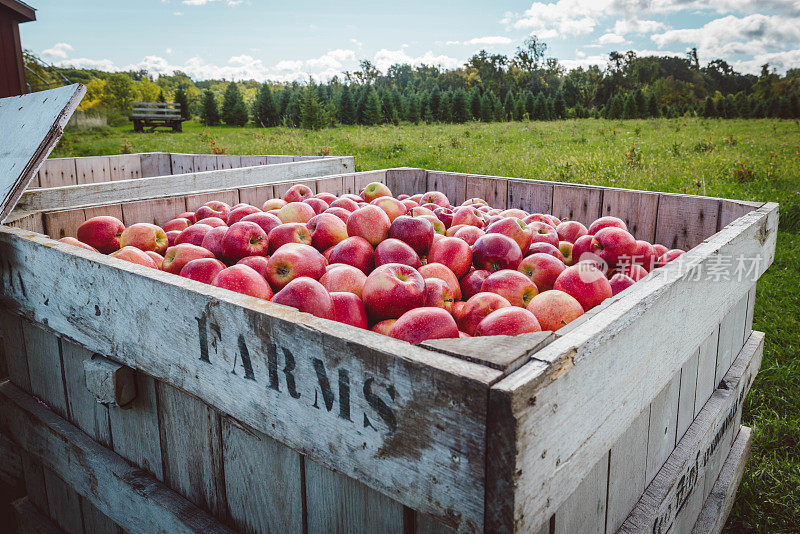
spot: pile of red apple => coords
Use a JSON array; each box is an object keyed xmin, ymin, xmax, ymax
[{"xmin": 64, "ymin": 182, "xmax": 685, "ymax": 345}]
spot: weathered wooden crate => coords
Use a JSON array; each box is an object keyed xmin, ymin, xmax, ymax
[
  {"xmin": 32, "ymin": 151, "xmax": 343, "ymax": 187},
  {"xmin": 0, "ymin": 167, "xmax": 777, "ymax": 534}
]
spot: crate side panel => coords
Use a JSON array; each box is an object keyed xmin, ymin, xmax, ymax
[
  {"xmin": 75, "ymin": 156, "xmax": 111, "ymax": 185},
  {"xmin": 715, "ymin": 293, "xmax": 749, "ymax": 384},
  {"xmin": 305, "ymin": 459, "xmax": 404, "ymax": 534},
  {"xmin": 506, "ymin": 179, "xmax": 553, "ymax": 215},
  {"xmin": 314, "ymin": 175, "xmax": 345, "ymax": 196},
  {"xmin": 354, "ymin": 170, "xmax": 387, "ymax": 191},
  {"xmin": 466, "ymin": 175, "xmax": 508, "ymax": 209},
  {"xmin": 385, "ymin": 169, "xmax": 427, "ymax": 197},
  {"xmin": 695, "ymin": 330, "xmax": 720, "ymax": 416},
  {"xmin": 605, "ymin": 406, "xmax": 649, "ymax": 533},
  {"xmin": 121, "ymin": 197, "xmax": 188, "ymax": 227},
  {"xmin": 552, "ymin": 184, "xmax": 603, "ymax": 227},
  {"xmin": 414, "ymin": 513, "xmax": 457, "ymax": 534},
  {"xmin": 186, "ymin": 190, "xmax": 240, "ymax": 211},
  {"xmin": 677, "ymin": 350, "xmax": 699, "ymax": 443},
  {"xmin": 22, "ymin": 456, "xmax": 48, "ymax": 511},
  {"xmin": 0, "ymin": 312, "xmax": 32, "ymax": 390},
  {"xmin": 170, "ymin": 153, "xmax": 196, "ymax": 175},
  {"xmin": 61, "ymin": 340, "xmax": 111, "ymax": 447},
  {"xmin": 238, "ymin": 185, "xmax": 274, "ymax": 207},
  {"xmin": 38, "ymin": 159, "xmax": 77, "ymax": 188},
  {"xmin": 216, "ymin": 155, "xmax": 241, "ymax": 170},
  {"xmin": 646, "ymin": 373, "xmax": 681, "ymax": 486},
  {"xmin": 553, "ymin": 452, "xmax": 608, "ymax": 534},
  {"xmin": 81, "ymin": 499, "xmax": 122, "ymax": 534},
  {"xmin": 221, "ymin": 417, "xmax": 303, "ymax": 534},
  {"xmin": 43, "ymin": 469, "xmax": 84, "ymax": 533},
  {"xmin": 654, "ymin": 194, "xmax": 720, "ymax": 250},
  {"xmin": 43, "ymin": 209, "xmax": 86, "ymax": 239},
  {"xmin": 273, "ymin": 180, "xmax": 317, "ymax": 200},
  {"xmin": 83, "ymin": 204, "xmax": 124, "ymax": 223},
  {"xmin": 21, "ymin": 321, "xmax": 67, "ymax": 417},
  {"xmin": 194, "ymin": 155, "xmax": 218, "ymax": 173},
  {"xmin": 601, "ymin": 189, "xmax": 659, "ymax": 242},
  {"xmin": 140, "ymin": 152, "xmax": 172, "ymax": 178},
  {"xmin": 427, "ymin": 172, "xmax": 466, "ymax": 206},
  {"xmin": 719, "ymin": 199, "xmax": 762, "ymax": 229},
  {"xmin": 239, "ymin": 155, "xmax": 268, "ymax": 167},
  {"xmin": 109, "ymin": 155, "xmax": 142, "ymax": 181}
]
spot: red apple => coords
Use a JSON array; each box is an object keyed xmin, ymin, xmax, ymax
[
  {"xmin": 320, "ymin": 264, "xmax": 367, "ymax": 297},
  {"xmin": 200, "ymin": 226, "xmax": 227, "ymax": 260},
  {"xmin": 556, "ymin": 220, "xmax": 588, "ymax": 243},
  {"xmin": 486, "ymin": 217, "xmax": 533, "ymax": 252},
  {"xmin": 145, "ymin": 251, "xmax": 164, "ymax": 268},
  {"xmin": 119, "ymin": 222, "xmax": 168, "ymax": 254},
  {"xmin": 265, "ymin": 243, "xmax": 327, "ymax": 290},
  {"xmin": 401, "ymin": 199, "xmax": 420, "ymax": 210},
  {"xmin": 375, "ymin": 238, "xmax": 422, "ymax": 269},
  {"xmin": 237, "ymin": 256, "xmax": 271, "ymax": 280},
  {"xmin": 472, "ymin": 233, "xmax": 523, "ymax": 272},
  {"xmin": 166, "ymin": 230, "xmax": 181, "ymax": 247},
  {"xmin": 590, "ymin": 227, "xmax": 637, "ymax": 268},
  {"xmin": 452, "ymin": 301, "xmax": 466, "ymax": 322},
  {"xmin": 424, "ymin": 278, "xmax": 455, "ymax": 312},
  {"xmin": 418, "ymin": 263, "xmax": 462, "ymax": 301},
  {"xmin": 212, "ymin": 264, "xmax": 273, "ymax": 299},
  {"xmin": 615, "ymin": 263, "xmax": 648, "ymax": 281},
  {"xmin": 262, "ymin": 198, "xmax": 287, "ymax": 211},
  {"xmin": 363, "ymin": 182, "xmax": 393, "ymax": 202},
  {"xmin": 277, "ymin": 202, "xmax": 316, "ymax": 224},
  {"xmin": 175, "ymin": 223, "xmax": 214, "ymax": 246},
  {"xmin": 463, "ymin": 198, "xmax": 488, "ymax": 206},
  {"xmin": 307, "ymin": 213, "xmax": 347, "ymax": 252},
  {"xmin": 180, "ymin": 257, "xmax": 227, "ymax": 284},
  {"xmin": 109, "ymin": 246, "xmax": 157, "ymax": 269},
  {"xmin": 527, "ymin": 242, "xmax": 564, "ymax": 262},
  {"xmin": 527, "ymin": 290, "xmax": 584, "ymax": 331},
  {"xmin": 304, "ymin": 198, "xmax": 329, "ymax": 216},
  {"xmin": 476, "ymin": 307, "xmax": 541, "ymax": 336},
  {"xmin": 77, "ymin": 216, "xmax": 125, "ymax": 254},
  {"xmin": 460, "ymin": 269, "xmax": 490, "ymax": 301},
  {"xmin": 371, "ymin": 319, "xmax": 397, "ymax": 335},
  {"xmin": 588, "ymin": 216, "xmax": 627, "ymax": 235},
  {"xmin": 347, "ymin": 205, "xmax": 391, "ymax": 246},
  {"xmin": 314, "ymin": 192, "xmax": 338, "ymax": 204},
  {"xmin": 417, "ymin": 214, "xmax": 446, "ymax": 235},
  {"xmin": 389, "ymin": 307, "xmax": 459, "ymax": 344},
  {"xmin": 523, "ymin": 213, "xmax": 557, "ymax": 228},
  {"xmin": 609, "ymin": 273, "xmax": 635, "ymax": 295},
  {"xmin": 632, "ymin": 240, "xmax": 658, "ymax": 271},
  {"xmin": 201, "ymin": 217, "xmax": 227, "ymax": 228},
  {"xmin": 482, "ymin": 269, "xmax": 539, "ymax": 307},
  {"xmin": 420, "ymin": 191, "xmax": 449, "ymax": 207},
  {"xmin": 361, "ymin": 263, "xmax": 426, "ymax": 321},
  {"xmin": 433, "ymin": 207, "xmax": 454, "ymax": 228},
  {"xmin": 162, "ymin": 217, "xmax": 190, "ymax": 233},
  {"xmin": 518, "ymin": 253, "xmax": 566, "ymax": 292},
  {"xmin": 59, "ymin": 237, "xmax": 98, "ymax": 252},
  {"xmin": 653, "ymin": 244, "xmax": 668, "ymax": 258},
  {"xmin": 162, "ymin": 243, "xmax": 215, "ymax": 274},
  {"xmin": 221, "ymin": 221, "xmax": 269, "ymax": 262},
  {"xmin": 176, "ymin": 211, "xmax": 196, "ymax": 224},
  {"xmin": 428, "ymin": 237, "xmax": 472, "ymax": 277},
  {"xmin": 657, "ymin": 249, "xmax": 685, "ymax": 267},
  {"xmin": 451, "ymin": 206, "xmax": 484, "ymax": 227},
  {"xmin": 330, "ymin": 197, "xmax": 360, "ymax": 212},
  {"xmin": 240, "ymin": 212, "xmax": 282, "ymax": 236},
  {"xmin": 500, "ymin": 208, "xmax": 528, "ymax": 219},
  {"xmin": 195, "ymin": 201, "xmax": 231, "ymax": 222},
  {"xmin": 553, "ymin": 261, "xmax": 613, "ymax": 311},
  {"xmin": 371, "ymin": 196, "xmax": 407, "ymax": 222},
  {"xmin": 558, "ymin": 241, "xmax": 575, "ymax": 265},
  {"xmin": 227, "ymin": 205, "xmax": 261, "ymax": 226},
  {"xmin": 389, "ymin": 215, "xmax": 434, "ymax": 257},
  {"xmin": 283, "ymin": 184, "xmax": 314, "ymax": 203},
  {"xmin": 272, "ymin": 277, "xmax": 334, "ymax": 319},
  {"xmin": 323, "ymin": 206, "xmax": 352, "ymax": 224},
  {"xmin": 330, "ymin": 292, "xmax": 368, "ymax": 329},
  {"xmin": 268, "ymin": 222, "xmax": 313, "ymax": 253},
  {"xmin": 528, "ymin": 221, "xmax": 559, "ymax": 247},
  {"xmin": 457, "ymin": 292, "xmax": 512, "ymax": 336},
  {"xmin": 328, "ymin": 236, "xmax": 375, "ymax": 274},
  {"xmin": 453, "ymin": 225, "xmax": 485, "ymax": 245}
]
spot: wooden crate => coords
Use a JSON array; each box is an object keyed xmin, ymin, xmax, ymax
[{"xmin": 0, "ymin": 167, "xmax": 777, "ymax": 533}]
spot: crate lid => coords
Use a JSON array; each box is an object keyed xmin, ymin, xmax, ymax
[{"xmin": 0, "ymin": 83, "xmax": 85, "ymax": 223}]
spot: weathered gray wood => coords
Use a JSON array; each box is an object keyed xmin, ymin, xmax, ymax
[
  {"xmin": 551, "ymin": 184, "xmax": 603, "ymax": 227},
  {"xmin": 466, "ymin": 175, "xmax": 508, "ymax": 209},
  {"xmin": 75, "ymin": 156, "xmax": 111, "ymax": 184},
  {"xmin": 156, "ymin": 380, "xmax": 227, "ymax": 519},
  {"xmin": 414, "ymin": 513, "xmax": 457, "ymax": 534},
  {"xmin": 170, "ymin": 153, "xmax": 195, "ymax": 174},
  {"xmin": 83, "ymin": 355, "xmax": 136, "ymax": 406},
  {"xmin": 601, "ymin": 188, "xmax": 659, "ymax": 242},
  {"xmin": 266, "ymin": 155, "xmax": 294, "ymax": 164},
  {"xmin": 485, "ymin": 203, "xmax": 777, "ymax": 533},
  {"xmin": 353, "ymin": 169, "xmax": 386, "ymax": 192},
  {"xmin": 273, "ymin": 179, "xmax": 317, "ymax": 199},
  {"xmin": 605, "ymin": 407, "xmax": 650, "ymax": 533},
  {"xmin": 12, "ymin": 496, "xmax": 64, "ymax": 534},
  {"xmin": 81, "ymin": 499, "xmax": 122, "ymax": 534},
  {"xmin": 314, "ymin": 175, "xmax": 346, "ymax": 196},
  {"xmin": 221, "ymin": 417, "xmax": 304, "ymax": 533},
  {"xmin": 426, "ymin": 171, "xmax": 466, "ymax": 206},
  {"xmin": 0, "ymin": 311, "xmax": 31, "ymax": 390},
  {"xmin": 121, "ymin": 196, "xmax": 188, "ymax": 226},
  {"xmin": 506, "ymin": 179, "xmax": 553, "ymax": 214},
  {"xmin": 305, "ymin": 458, "xmax": 404, "ymax": 534},
  {"xmin": 655, "ymin": 193, "xmax": 720, "ymax": 250},
  {"xmin": 109, "ymin": 154, "xmax": 142, "ymax": 181},
  {"xmin": 61, "ymin": 340, "xmax": 111, "ymax": 446},
  {"xmin": 193, "ymin": 154, "xmax": 218, "ymax": 173},
  {"xmin": 42, "ymin": 208, "xmax": 86, "ymax": 239},
  {"xmin": 4, "ymin": 210, "xmax": 45, "ymax": 233},
  {"xmin": 553, "ymin": 453, "xmax": 608, "ymax": 534},
  {"xmin": 677, "ymin": 350, "xmax": 699, "ymax": 443},
  {"xmin": 385, "ymin": 168, "xmax": 427, "ymax": 196},
  {"xmin": 21, "ymin": 320, "xmax": 67, "ymax": 416},
  {"xmin": 0, "ymin": 432, "xmax": 21, "ymax": 486},
  {"xmin": 0, "ymin": 225, "xmax": 501, "ymax": 531},
  {"xmin": 691, "ymin": 426, "xmax": 752, "ymax": 534},
  {"xmin": 617, "ymin": 331, "xmax": 763, "ymax": 533},
  {"xmin": 186, "ymin": 190, "xmax": 240, "ymax": 211},
  {"xmin": 0, "ymin": 84, "xmax": 84, "ymax": 221},
  {"xmin": 216, "ymin": 154, "xmax": 242, "ymax": 170},
  {"xmin": 22, "ymin": 455, "xmax": 49, "ymax": 512},
  {"xmin": 238, "ymin": 185, "xmax": 274, "ymax": 207},
  {"xmin": 719, "ymin": 199, "xmax": 762, "ymax": 229},
  {"xmin": 695, "ymin": 330, "xmax": 719, "ymax": 416},
  {"xmin": 422, "ymin": 332, "xmax": 554, "ymax": 375},
  {"xmin": 646, "ymin": 373, "xmax": 680, "ymax": 486},
  {"xmin": 139, "ymin": 152, "xmax": 172, "ymax": 177},
  {"xmin": 42, "ymin": 469, "xmax": 84, "ymax": 533},
  {"xmin": 0, "ymin": 380, "xmax": 234, "ymax": 533},
  {"xmin": 715, "ymin": 292, "xmax": 749, "ymax": 384},
  {"xmin": 239, "ymin": 155, "xmax": 268, "ymax": 167}
]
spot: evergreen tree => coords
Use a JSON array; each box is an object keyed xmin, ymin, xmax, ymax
[
  {"xmin": 545, "ymin": 96, "xmax": 555, "ymax": 120},
  {"xmin": 622, "ymin": 94, "xmax": 637, "ymax": 119},
  {"xmin": 468, "ymin": 88, "xmax": 482, "ymax": 120},
  {"xmin": 767, "ymin": 97, "xmax": 781, "ymax": 117},
  {"xmin": 633, "ymin": 89, "xmax": 646, "ymax": 118},
  {"xmin": 253, "ymin": 83, "xmax": 279, "ymax": 127},
  {"xmin": 553, "ymin": 90, "xmax": 566, "ymax": 119},
  {"xmin": 789, "ymin": 94, "xmax": 800, "ymax": 118},
  {"xmin": 407, "ymin": 93, "xmax": 420, "ymax": 124},
  {"xmin": 491, "ymin": 93, "xmax": 505, "ymax": 121},
  {"xmin": 734, "ymin": 93, "xmax": 749, "ymax": 118},
  {"xmin": 646, "ymin": 94, "xmax": 659, "ymax": 118},
  {"xmin": 440, "ymin": 91, "xmax": 453, "ymax": 122},
  {"xmin": 380, "ymin": 90, "xmax": 399, "ymax": 124},
  {"xmin": 338, "ymin": 84, "xmax": 356, "ymax": 125},
  {"xmin": 174, "ymin": 85, "xmax": 190, "ymax": 121},
  {"xmin": 451, "ymin": 89, "xmax": 470, "ymax": 123},
  {"xmin": 200, "ymin": 89, "xmax": 220, "ymax": 126},
  {"xmin": 299, "ymin": 85, "xmax": 326, "ymax": 130},
  {"xmin": 513, "ymin": 98, "xmax": 525, "ymax": 121},
  {"xmin": 479, "ymin": 94, "xmax": 492, "ymax": 122},
  {"xmin": 701, "ymin": 97, "xmax": 715, "ymax": 118},
  {"xmin": 502, "ymin": 92, "xmax": 513, "ymax": 120},
  {"xmin": 221, "ymin": 82, "xmax": 248, "ymax": 126},
  {"xmin": 363, "ymin": 88, "xmax": 382, "ymax": 125},
  {"xmin": 427, "ymin": 86, "xmax": 442, "ymax": 122},
  {"xmin": 532, "ymin": 93, "xmax": 546, "ymax": 120},
  {"xmin": 284, "ymin": 90, "xmax": 301, "ymax": 126},
  {"xmin": 525, "ymin": 92, "xmax": 536, "ymax": 119}
]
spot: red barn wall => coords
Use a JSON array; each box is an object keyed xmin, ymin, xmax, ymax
[{"xmin": 0, "ymin": 11, "xmax": 26, "ymax": 97}]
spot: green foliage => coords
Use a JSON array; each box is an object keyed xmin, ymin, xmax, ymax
[
  {"xmin": 199, "ymin": 89, "xmax": 220, "ymax": 126},
  {"xmin": 101, "ymin": 73, "xmax": 135, "ymax": 113},
  {"xmin": 174, "ymin": 85, "xmax": 191, "ymax": 120},
  {"xmin": 427, "ymin": 86, "xmax": 441, "ymax": 122},
  {"xmin": 253, "ymin": 83, "xmax": 279, "ymax": 127},
  {"xmin": 338, "ymin": 84, "xmax": 357, "ymax": 125},
  {"xmin": 468, "ymin": 88, "xmax": 482, "ymax": 120},
  {"xmin": 363, "ymin": 88, "xmax": 382, "ymax": 125},
  {"xmin": 406, "ymin": 93, "xmax": 420, "ymax": 124},
  {"xmin": 451, "ymin": 89, "xmax": 470, "ymax": 123},
  {"xmin": 299, "ymin": 85, "xmax": 326, "ymax": 130},
  {"xmin": 221, "ymin": 82, "xmax": 248, "ymax": 126}
]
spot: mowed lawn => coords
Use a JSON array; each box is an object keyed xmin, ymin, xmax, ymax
[{"xmin": 54, "ymin": 118, "xmax": 800, "ymax": 531}]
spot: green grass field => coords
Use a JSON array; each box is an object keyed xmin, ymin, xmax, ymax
[{"xmin": 54, "ymin": 118, "xmax": 800, "ymax": 531}]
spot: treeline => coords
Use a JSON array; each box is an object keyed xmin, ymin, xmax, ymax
[{"xmin": 27, "ymin": 37, "xmax": 800, "ymax": 128}]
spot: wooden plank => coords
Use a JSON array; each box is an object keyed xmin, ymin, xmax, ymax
[
  {"xmin": 222, "ymin": 417, "xmax": 304, "ymax": 533},
  {"xmin": 12, "ymin": 496, "xmax": 64, "ymax": 534},
  {"xmin": 61, "ymin": 340, "xmax": 111, "ymax": 446},
  {"xmin": 4, "ymin": 210, "xmax": 45, "ymax": 233},
  {"xmin": 42, "ymin": 469, "xmax": 84, "ymax": 534},
  {"xmin": 655, "ymin": 194, "xmax": 720, "ymax": 250},
  {"xmin": 715, "ymin": 293, "xmax": 749, "ymax": 385},
  {"xmin": 342, "ymin": 174, "xmax": 357, "ymax": 194},
  {"xmin": 484, "ymin": 203, "xmax": 778, "ymax": 533},
  {"xmin": 170, "ymin": 153, "xmax": 195, "ymax": 175},
  {"xmin": 186, "ymin": 190, "xmax": 239, "ymax": 212},
  {"xmin": 353, "ymin": 169, "xmax": 386, "ymax": 192},
  {"xmin": 0, "ymin": 84, "xmax": 84, "ymax": 222},
  {"xmin": 695, "ymin": 330, "xmax": 720, "ymax": 416},
  {"xmin": 305, "ymin": 459, "xmax": 404, "ymax": 534},
  {"xmin": 80, "ymin": 500, "xmax": 121, "ymax": 534},
  {"xmin": 238, "ymin": 185, "xmax": 274, "ymax": 207},
  {"xmin": 75, "ymin": 156, "xmax": 111, "ymax": 185},
  {"xmin": 43, "ymin": 208, "xmax": 86, "ymax": 239},
  {"xmin": 422, "ymin": 332, "xmax": 554, "ymax": 375},
  {"xmin": 156, "ymin": 381, "xmax": 227, "ymax": 519},
  {"xmin": 426, "ymin": 172, "xmax": 466, "ymax": 206},
  {"xmin": 83, "ymin": 355, "xmax": 136, "ymax": 407},
  {"xmin": 553, "ymin": 453, "xmax": 608, "ymax": 534},
  {"xmin": 267, "ymin": 155, "xmax": 294, "ymax": 164},
  {"xmin": 719, "ymin": 199, "xmax": 763, "ymax": 229},
  {"xmin": 744, "ymin": 283, "xmax": 756, "ymax": 340},
  {"xmin": 677, "ymin": 350, "xmax": 700, "ymax": 442},
  {"xmin": 108, "ymin": 154, "xmax": 142, "ymax": 181},
  {"xmin": 466, "ymin": 175, "xmax": 508, "ymax": 209},
  {"xmin": 605, "ymin": 407, "xmax": 650, "ymax": 533},
  {"xmin": 314, "ymin": 175, "xmax": 346, "ymax": 196},
  {"xmin": 216, "ymin": 155, "xmax": 241, "ymax": 170},
  {"xmin": 16, "ymin": 158, "xmax": 356, "ymax": 213},
  {"xmin": 691, "ymin": 426, "xmax": 752, "ymax": 534},
  {"xmin": 551, "ymin": 184, "xmax": 603, "ymax": 227},
  {"xmin": 273, "ymin": 179, "xmax": 317, "ymax": 200},
  {"xmin": 0, "ymin": 311, "xmax": 32, "ymax": 389},
  {"xmin": 385, "ymin": 168, "xmax": 427, "ymax": 197},
  {"xmin": 239, "ymin": 155, "xmax": 268, "ymax": 167},
  {"xmin": 618, "ymin": 331, "xmax": 763, "ymax": 533},
  {"xmin": 646, "ymin": 373, "xmax": 681, "ymax": 486},
  {"xmin": 194, "ymin": 155, "xmax": 218, "ymax": 173},
  {"xmin": 121, "ymin": 196, "xmax": 187, "ymax": 226},
  {"xmin": 21, "ymin": 320, "xmax": 67, "ymax": 416},
  {"xmin": 140, "ymin": 152, "xmax": 173, "ymax": 178},
  {"xmin": 506, "ymin": 179, "xmax": 553, "ymax": 214},
  {"xmin": 22, "ymin": 455, "xmax": 49, "ymax": 512},
  {"xmin": 0, "ymin": 225, "xmax": 502, "ymax": 531},
  {"xmin": 83, "ymin": 204, "xmax": 124, "ymax": 224},
  {"xmin": 600, "ymin": 188, "xmax": 659, "ymax": 242},
  {"xmin": 0, "ymin": 381, "xmax": 234, "ymax": 533},
  {"xmin": 38, "ymin": 159, "xmax": 78, "ymax": 188},
  {"xmin": 414, "ymin": 513, "xmax": 457, "ymax": 534}
]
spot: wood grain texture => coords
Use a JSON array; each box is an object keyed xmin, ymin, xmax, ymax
[
  {"xmin": 646, "ymin": 373, "xmax": 680, "ymax": 486},
  {"xmin": 75, "ymin": 156, "xmax": 111, "ymax": 184},
  {"xmin": 314, "ymin": 175, "xmax": 346, "ymax": 196},
  {"xmin": 655, "ymin": 194, "xmax": 721, "ymax": 250},
  {"xmin": 185, "ymin": 190, "xmax": 240, "ymax": 211},
  {"xmin": 193, "ymin": 155, "xmax": 218, "ymax": 173},
  {"xmin": 121, "ymin": 196, "xmax": 187, "ymax": 226},
  {"xmin": 239, "ymin": 155, "xmax": 269, "ymax": 167},
  {"xmin": 553, "ymin": 453, "xmax": 608, "ymax": 534},
  {"xmin": 12, "ymin": 496, "xmax": 63, "ymax": 534},
  {"xmin": 38, "ymin": 159, "xmax": 78, "ymax": 188},
  {"xmin": 385, "ymin": 168, "xmax": 427, "ymax": 197},
  {"xmin": 715, "ymin": 293, "xmax": 749, "ymax": 385},
  {"xmin": 0, "ymin": 381, "xmax": 234, "ymax": 534},
  {"xmin": 42, "ymin": 469, "xmax": 84, "ymax": 534},
  {"xmin": 551, "ymin": 184, "xmax": 603, "ymax": 227},
  {"xmin": 605, "ymin": 407, "xmax": 650, "ymax": 533},
  {"xmin": 601, "ymin": 188, "xmax": 659, "ymax": 242},
  {"xmin": 719, "ymin": 200, "xmax": 763, "ymax": 229},
  {"xmin": 485, "ymin": 203, "xmax": 777, "ymax": 533},
  {"xmin": 61, "ymin": 340, "xmax": 111, "ymax": 446},
  {"xmin": 238, "ymin": 185, "xmax": 274, "ymax": 207},
  {"xmin": 156, "ymin": 380, "xmax": 227, "ymax": 519},
  {"xmin": 170, "ymin": 153, "xmax": 195, "ymax": 174},
  {"xmin": 695, "ymin": 330, "xmax": 720, "ymax": 417},
  {"xmin": 83, "ymin": 355, "xmax": 136, "ymax": 406},
  {"xmin": 0, "ymin": 311, "xmax": 31, "ymax": 390},
  {"xmin": 353, "ymin": 169, "xmax": 387, "ymax": 192},
  {"xmin": 618, "ymin": 332, "xmax": 762, "ymax": 534},
  {"xmin": 108, "ymin": 154, "xmax": 142, "ymax": 181},
  {"xmin": 221, "ymin": 417, "xmax": 304, "ymax": 533},
  {"xmin": 422, "ymin": 332, "xmax": 553, "ymax": 375},
  {"xmin": 22, "ymin": 455, "xmax": 49, "ymax": 511},
  {"xmin": 43, "ymin": 208, "xmax": 86, "ymax": 239},
  {"xmin": 140, "ymin": 152, "xmax": 172, "ymax": 178},
  {"xmin": 677, "ymin": 350, "xmax": 700, "ymax": 443},
  {"xmin": 273, "ymin": 179, "xmax": 317, "ymax": 200},
  {"xmin": 414, "ymin": 513, "xmax": 457, "ymax": 534},
  {"xmin": 506, "ymin": 179, "xmax": 553, "ymax": 214},
  {"xmin": 744, "ymin": 283, "xmax": 756, "ymax": 339},
  {"xmin": 427, "ymin": 172, "xmax": 467, "ymax": 206},
  {"xmin": 305, "ymin": 459, "xmax": 404, "ymax": 534},
  {"xmin": 466, "ymin": 175, "xmax": 508, "ymax": 209},
  {"xmin": 20, "ymin": 320, "xmax": 67, "ymax": 416},
  {"xmin": 0, "ymin": 225, "xmax": 501, "ymax": 531},
  {"xmin": 83, "ymin": 203, "xmax": 124, "ymax": 223},
  {"xmin": 216, "ymin": 155, "xmax": 241, "ymax": 170}
]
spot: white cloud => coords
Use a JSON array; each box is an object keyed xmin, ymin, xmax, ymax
[
  {"xmin": 446, "ymin": 36, "xmax": 514, "ymax": 46},
  {"xmin": 41, "ymin": 42, "xmax": 73, "ymax": 59},
  {"xmin": 598, "ymin": 33, "xmax": 626, "ymax": 44},
  {"xmin": 350, "ymin": 38, "xmax": 363, "ymax": 48},
  {"xmin": 274, "ymin": 60, "xmax": 303, "ymax": 71},
  {"xmin": 730, "ymin": 48, "xmax": 800, "ymax": 73},
  {"xmin": 372, "ymin": 48, "xmax": 462, "ymax": 71},
  {"xmin": 612, "ymin": 18, "xmax": 666, "ymax": 35},
  {"xmin": 502, "ymin": 0, "xmax": 613, "ymax": 37}
]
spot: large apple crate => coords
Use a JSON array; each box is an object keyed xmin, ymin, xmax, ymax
[{"xmin": 0, "ymin": 167, "xmax": 777, "ymax": 534}]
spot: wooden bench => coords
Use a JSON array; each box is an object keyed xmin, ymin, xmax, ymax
[{"xmin": 130, "ymin": 102, "xmax": 184, "ymax": 132}]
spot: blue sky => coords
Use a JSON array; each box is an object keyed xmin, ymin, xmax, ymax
[{"xmin": 21, "ymin": 0, "xmax": 800, "ymax": 81}]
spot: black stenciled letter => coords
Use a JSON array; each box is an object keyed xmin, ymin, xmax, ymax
[
  {"xmin": 230, "ymin": 334, "xmax": 255, "ymax": 380},
  {"xmin": 266, "ymin": 342, "xmax": 300, "ymax": 398},
  {"xmin": 363, "ymin": 378, "xmax": 397, "ymax": 432},
  {"xmin": 310, "ymin": 358, "xmax": 352, "ymax": 421}
]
